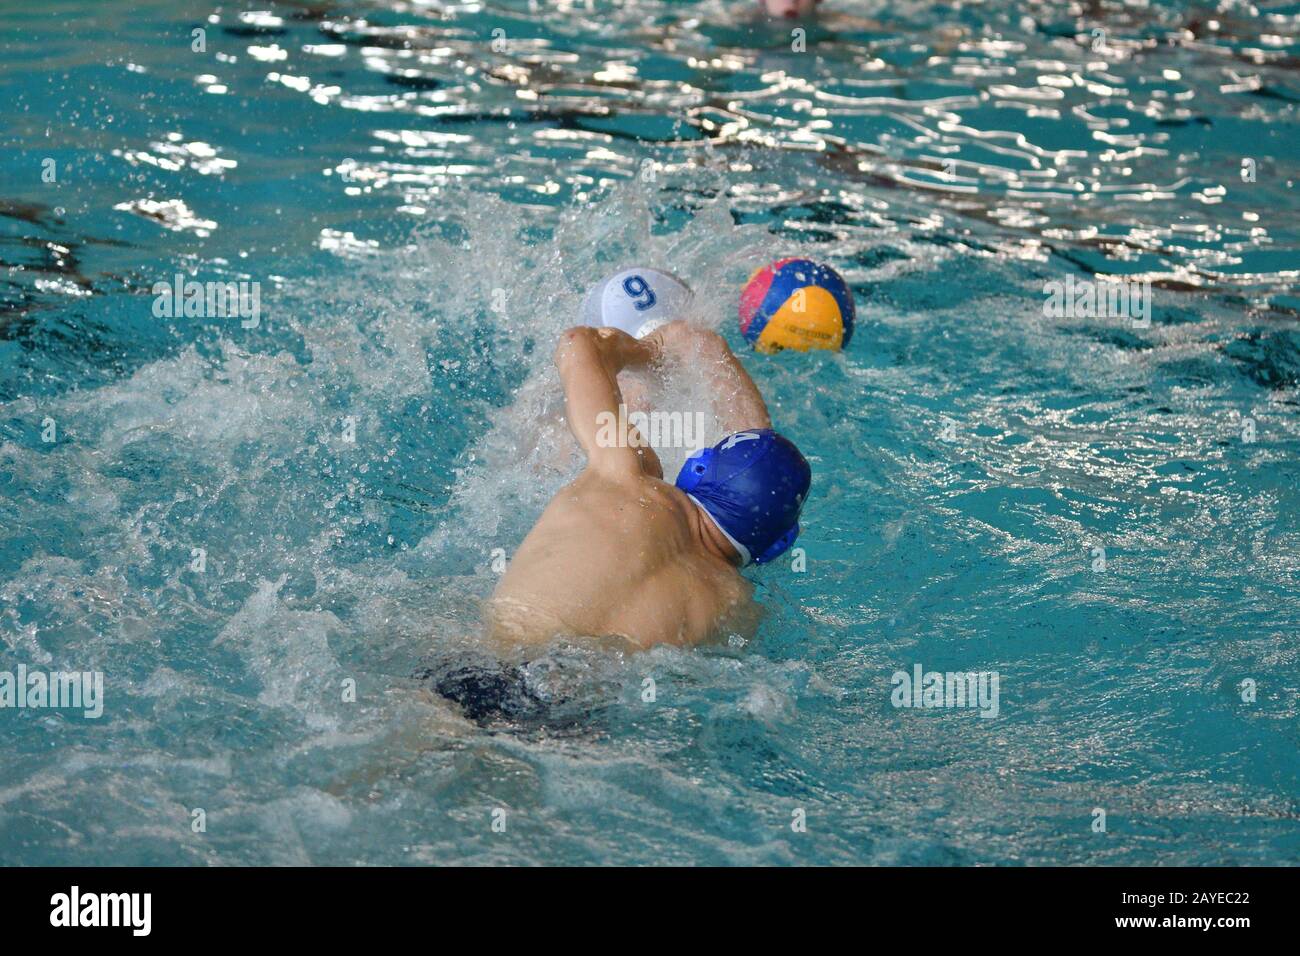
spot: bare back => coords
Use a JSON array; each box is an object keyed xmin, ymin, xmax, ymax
[{"xmin": 487, "ymin": 470, "xmax": 752, "ymax": 648}]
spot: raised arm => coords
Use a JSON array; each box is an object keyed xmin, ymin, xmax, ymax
[
  {"xmin": 644, "ymin": 321, "xmax": 772, "ymax": 433},
  {"xmin": 553, "ymin": 326, "xmax": 662, "ymax": 478}
]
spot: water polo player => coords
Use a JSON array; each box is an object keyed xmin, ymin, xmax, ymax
[{"xmin": 483, "ymin": 317, "xmax": 811, "ymax": 650}]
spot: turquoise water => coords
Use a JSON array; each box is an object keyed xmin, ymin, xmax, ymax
[{"xmin": 1, "ymin": 0, "xmax": 1298, "ymax": 865}]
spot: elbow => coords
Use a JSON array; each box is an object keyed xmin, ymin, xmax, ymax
[
  {"xmin": 656, "ymin": 320, "xmax": 728, "ymax": 356},
  {"xmin": 694, "ymin": 328, "xmax": 728, "ymax": 353},
  {"xmin": 686, "ymin": 328, "xmax": 731, "ymax": 365}
]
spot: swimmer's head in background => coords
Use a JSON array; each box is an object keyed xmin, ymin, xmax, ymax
[
  {"xmin": 757, "ymin": 0, "xmax": 820, "ymax": 19},
  {"xmin": 675, "ymin": 429, "xmax": 811, "ymax": 566},
  {"xmin": 581, "ymin": 267, "xmax": 693, "ymax": 340}
]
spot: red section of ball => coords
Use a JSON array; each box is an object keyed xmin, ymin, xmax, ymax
[{"xmin": 738, "ymin": 265, "xmax": 776, "ymax": 336}]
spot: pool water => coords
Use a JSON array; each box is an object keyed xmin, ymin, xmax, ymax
[{"xmin": 1, "ymin": 0, "xmax": 1298, "ymax": 865}]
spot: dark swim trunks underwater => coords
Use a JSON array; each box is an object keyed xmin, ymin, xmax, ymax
[{"xmin": 415, "ymin": 654, "xmax": 589, "ymax": 728}]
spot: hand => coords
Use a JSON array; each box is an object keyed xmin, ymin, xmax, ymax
[
  {"xmin": 555, "ymin": 326, "xmax": 657, "ymax": 378},
  {"xmin": 594, "ymin": 326, "xmax": 660, "ymax": 371}
]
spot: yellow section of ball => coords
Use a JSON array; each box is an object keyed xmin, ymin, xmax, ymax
[{"xmin": 754, "ymin": 285, "xmax": 846, "ymax": 353}]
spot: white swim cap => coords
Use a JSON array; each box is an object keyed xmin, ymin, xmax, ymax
[{"xmin": 580, "ymin": 267, "xmax": 693, "ymax": 339}]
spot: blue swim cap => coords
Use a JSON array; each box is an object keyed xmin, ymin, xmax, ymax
[{"xmin": 675, "ymin": 429, "xmax": 811, "ymax": 566}]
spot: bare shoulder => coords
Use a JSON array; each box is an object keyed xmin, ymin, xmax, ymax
[
  {"xmin": 569, "ymin": 463, "xmax": 670, "ymax": 499},
  {"xmin": 558, "ymin": 468, "xmax": 694, "ymax": 536}
]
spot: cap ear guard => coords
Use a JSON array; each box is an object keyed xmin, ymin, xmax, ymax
[
  {"xmin": 676, "ymin": 447, "xmax": 712, "ymax": 492},
  {"xmin": 753, "ymin": 522, "xmax": 799, "ymax": 565}
]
